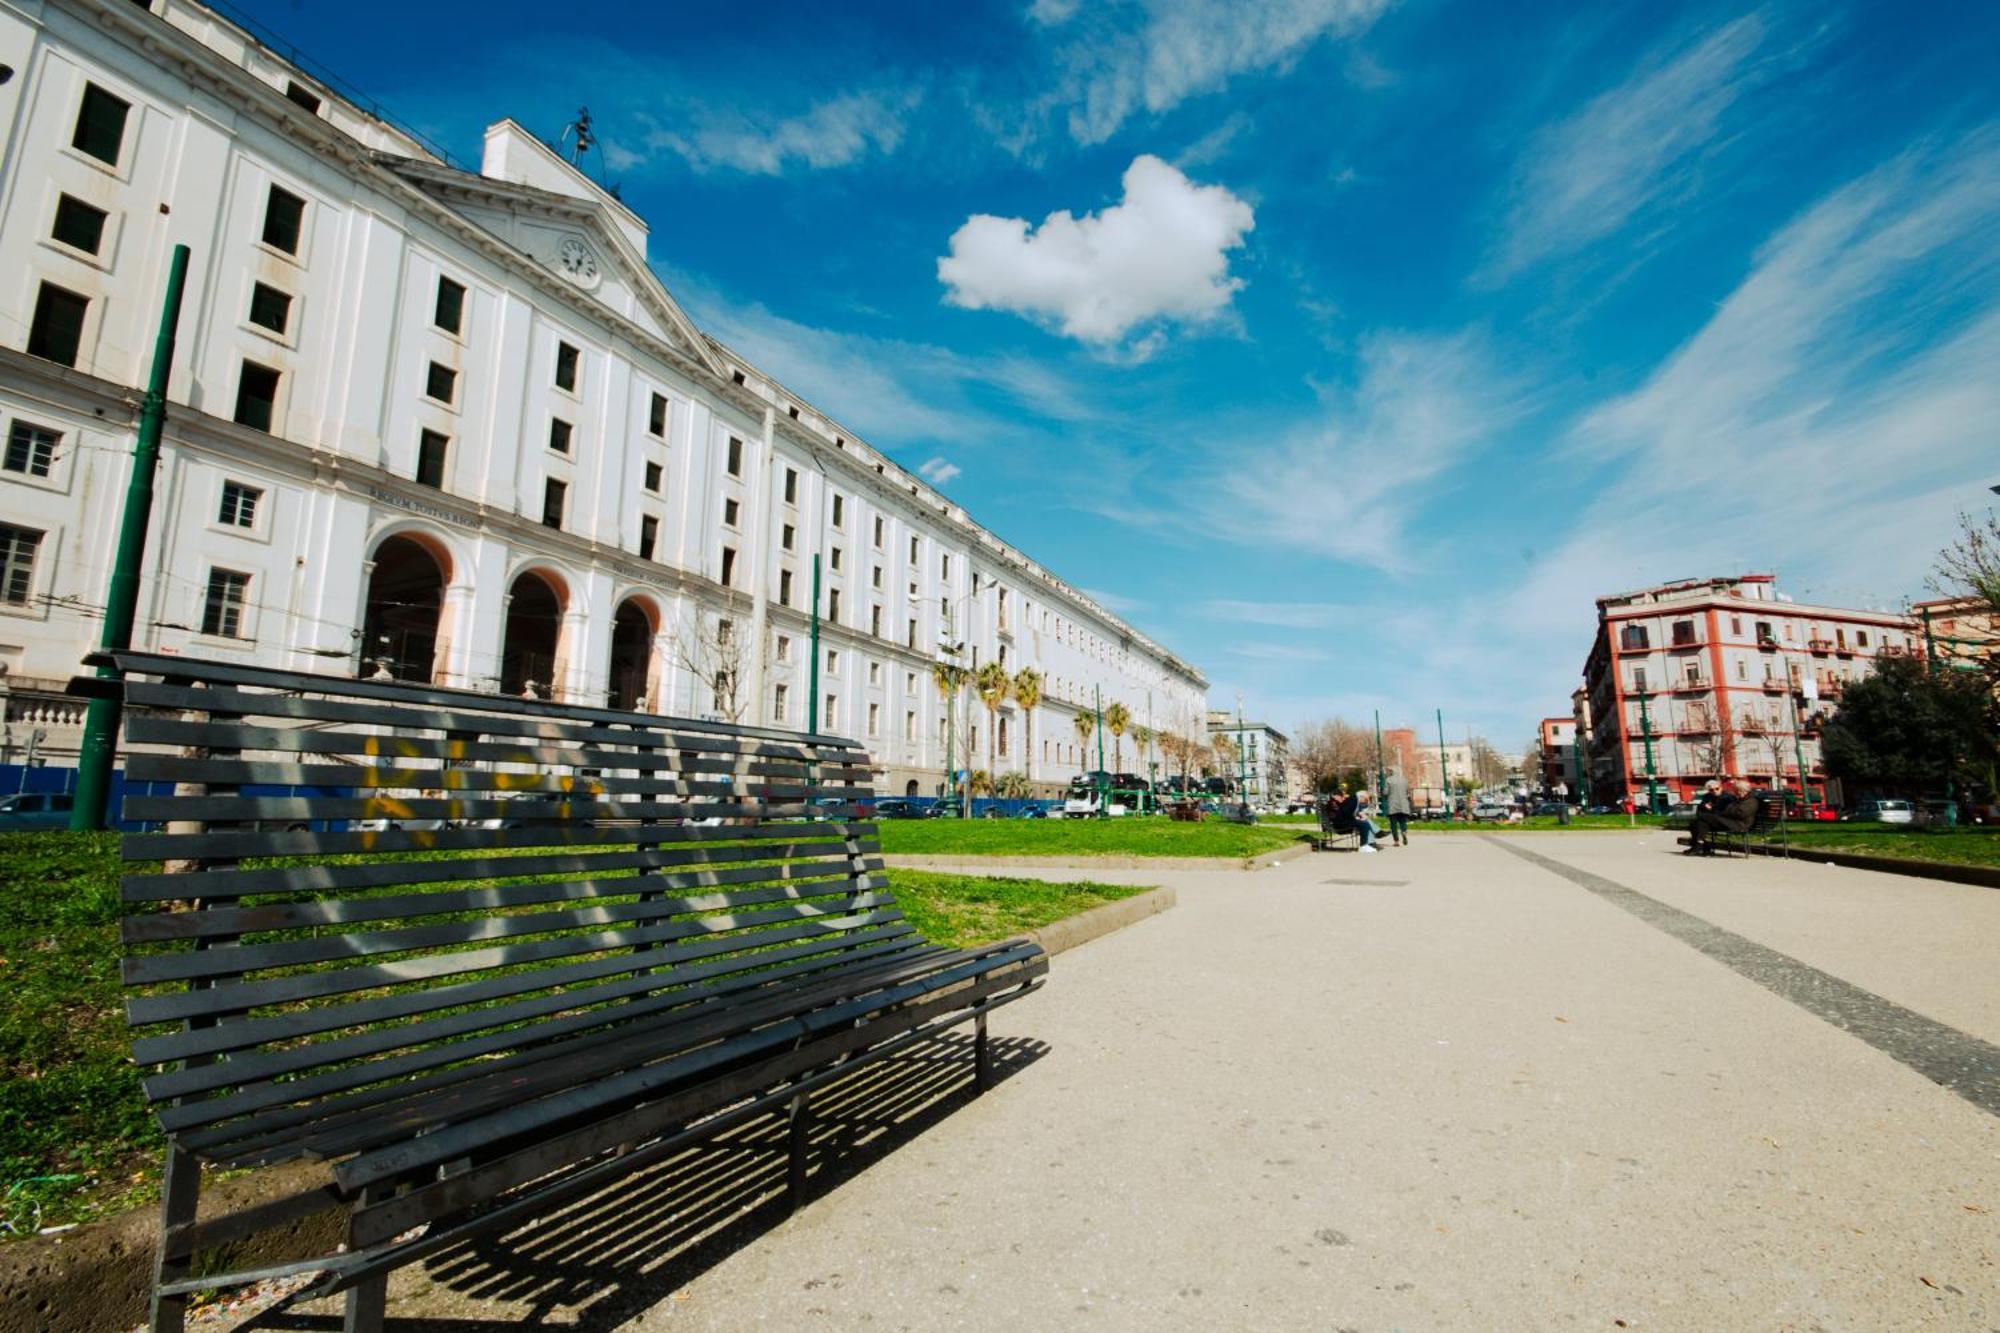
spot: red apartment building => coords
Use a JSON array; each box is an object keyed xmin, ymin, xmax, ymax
[
  {"xmin": 1579, "ymin": 575, "xmax": 1918, "ymax": 808},
  {"xmin": 1538, "ymin": 716, "xmax": 1577, "ymax": 793}
]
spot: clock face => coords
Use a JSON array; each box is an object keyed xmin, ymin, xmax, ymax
[{"xmin": 557, "ymin": 235, "xmax": 599, "ymax": 287}]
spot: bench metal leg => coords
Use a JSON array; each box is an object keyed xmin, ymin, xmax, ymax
[
  {"xmin": 975, "ymin": 1010, "xmax": 993, "ymax": 1092},
  {"xmin": 343, "ymin": 1273, "xmax": 388, "ymax": 1333},
  {"xmin": 787, "ymin": 1090, "xmax": 811, "ymax": 1211},
  {"xmin": 149, "ymin": 1145, "xmax": 201, "ymax": 1333}
]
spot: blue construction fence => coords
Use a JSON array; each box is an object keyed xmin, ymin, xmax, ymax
[{"xmin": 0, "ymin": 764, "xmax": 349, "ymax": 832}]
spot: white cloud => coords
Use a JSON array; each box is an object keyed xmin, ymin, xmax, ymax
[
  {"xmin": 918, "ymin": 456, "xmax": 963, "ymax": 485},
  {"xmin": 1487, "ymin": 14, "xmax": 1769, "ymax": 278},
  {"xmin": 1228, "ymin": 642, "xmax": 1332, "ymax": 663},
  {"xmin": 1027, "ymin": 0, "xmax": 1080, "ymax": 25},
  {"xmin": 649, "ymin": 88, "xmax": 921, "ymax": 175},
  {"xmin": 1202, "ymin": 600, "xmax": 1351, "ymax": 629},
  {"xmin": 1044, "ymin": 0, "xmax": 1393, "ymax": 146},
  {"xmin": 1079, "ymin": 586, "xmax": 1147, "ymax": 616},
  {"xmin": 937, "ymin": 154, "xmax": 1254, "ymax": 346}
]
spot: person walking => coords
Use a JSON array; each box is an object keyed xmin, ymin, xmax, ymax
[{"xmin": 1385, "ymin": 770, "xmax": 1412, "ymax": 846}]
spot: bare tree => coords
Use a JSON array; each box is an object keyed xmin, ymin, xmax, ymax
[
  {"xmin": 1932, "ymin": 510, "xmax": 2000, "ymax": 616},
  {"xmin": 1292, "ymin": 718, "xmax": 1371, "ymax": 795},
  {"xmin": 673, "ymin": 611, "xmax": 758, "ymax": 723},
  {"xmin": 1469, "ymin": 737, "xmax": 1513, "ymax": 788},
  {"xmin": 1683, "ymin": 698, "xmax": 1728, "ymax": 777}
]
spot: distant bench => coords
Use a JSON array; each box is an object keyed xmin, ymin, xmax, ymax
[{"xmin": 80, "ymin": 651, "xmax": 1048, "ymax": 1333}]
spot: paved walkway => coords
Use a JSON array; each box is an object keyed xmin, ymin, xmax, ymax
[{"xmin": 298, "ymin": 832, "xmax": 2000, "ymax": 1331}]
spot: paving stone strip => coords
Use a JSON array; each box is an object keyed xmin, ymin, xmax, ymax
[{"xmin": 1487, "ymin": 835, "xmax": 2000, "ymax": 1117}]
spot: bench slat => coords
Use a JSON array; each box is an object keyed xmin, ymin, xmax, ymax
[
  {"xmin": 120, "ymin": 788, "xmax": 874, "ymax": 823},
  {"xmin": 122, "ymin": 755, "xmax": 872, "ymax": 791},
  {"xmin": 118, "ymin": 832, "xmax": 879, "ymax": 903}
]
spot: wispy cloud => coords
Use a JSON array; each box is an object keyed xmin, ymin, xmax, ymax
[
  {"xmin": 1484, "ymin": 13, "xmax": 1771, "ymax": 280},
  {"xmin": 1228, "ymin": 641, "xmax": 1333, "ymax": 662},
  {"xmin": 638, "ymin": 87, "xmax": 924, "ymax": 175},
  {"xmin": 918, "ymin": 456, "xmax": 963, "ymax": 485},
  {"xmin": 938, "ymin": 154, "xmax": 1254, "ymax": 349},
  {"xmin": 1203, "ymin": 600, "xmax": 1351, "ymax": 629},
  {"xmin": 1079, "ymin": 586, "xmax": 1146, "ymax": 616},
  {"xmin": 1036, "ymin": 0, "xmax": 1394, "ymax": 146}
]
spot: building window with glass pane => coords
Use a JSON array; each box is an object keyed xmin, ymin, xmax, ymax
[
  {"xmin": 4, "ymin": 422, "xmax": 58, "ymax": 477},
  {"xmin": 0, "ymin": 525, "xmax": 42, "ymax": 605},
  {"xmin": 201, "ymin": 569, "xmax": 250, "ymax": 638},
  {"xmin": 218, "ymin": 480, "xmax": 260, "ymax": 528}
]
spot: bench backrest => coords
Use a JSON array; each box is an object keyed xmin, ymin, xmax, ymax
[{"xmin": 99, "ymin": 652, "xmax": 893, "ymax": 1159}]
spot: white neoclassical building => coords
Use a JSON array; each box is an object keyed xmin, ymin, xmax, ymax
[{"xmin": 0, "ymin": 0, "xmax": 1206, "ymax": 796}]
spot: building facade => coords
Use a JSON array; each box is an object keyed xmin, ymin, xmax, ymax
[
  {"xmin": 1205, "ymin": 712, "xmax": 1289, "ymax": 807},
  {"xmin": 1537, "ymin": 716, "xmax": 1576, "ymax": 795},
  {"xmin": 0, "ymin": 0, "xmax": 1207, "ymax": 793},
  {"xmin": 1578, "ymin": 575, "xmax": 1916, "ymax": 807}
]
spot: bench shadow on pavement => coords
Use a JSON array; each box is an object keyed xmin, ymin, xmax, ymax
[{"xmin": 253, "ymin": 1033, "xmax": 1048, "ymax": 1332}]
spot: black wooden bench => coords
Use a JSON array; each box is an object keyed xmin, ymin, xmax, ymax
[
  {"xmin": 1673, "ymin": 800, "xmax": 1775, "ymax": 856},
  {"xmin": 81, "ymin": 651, "xmax": 1048, "ymax": 1332},
  {"xmin": 1313, "ymin": 799, "xmax": 1360, "ymax": 851}
]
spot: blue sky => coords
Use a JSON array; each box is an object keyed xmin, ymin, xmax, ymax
[{"xmin": 243, "ymin": 0, "xmax": 2000, "ymax": 751}]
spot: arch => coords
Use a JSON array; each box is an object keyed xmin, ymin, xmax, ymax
[
  {"xmin": 606, "ymin": 597, "xmax": 659, "ymax": 711},
  {"xmin": 904, "ymin": 779, "xmax": 919, "ymax": 798},
  {"xmin": 360, "ymin": 535, "xmax": 449, "ymax": 682},
  {"xmin": 500, "ymin": 568, "xmax": 566, "ymax": 697}
]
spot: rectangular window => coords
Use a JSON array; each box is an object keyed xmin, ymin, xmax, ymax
[
  {"xmin": 720, "ymin": 546, "xmax": 737, "ymax": 586},
  {"xmin": 830, "ymin": 546, "xmax": 843, "ymax": 572},
  {"xmin": 871, "ymin": 565, "xmax": 882, "ymax": 590},
  {"xmin": 999, "ymin": 716, "xmax": 1009, "ymax": 757},
  {"xmin": 234, "ymin": 361, "xmax": 280, "ymax": 432},
  {"xmin": 1857, "ymin": 630, "xmax": 1870, "ymax": 648},
  {"xmin": 828, "ymin": 588, "xmax": 841, "ymax": 620},
  {"xmin": 1730, "ymin": 616, "xmax": 1743, "ymax": 636},
  {"xmin": 727, "ymin": 437, "xmax": 743, "ymax": 476},
  {"xmin": 26, "ymin": 283, "xmax": 88, "ymax": 366},
  {"xmin": 261, "ymin": 185, "xmax": 305, "ymax": 254},
  {"xmin": 284, "ymin": 81, "xmax": 322, "ymax": 114},
  {"xmin": 639, "ymin": 515, "xmax": 659, "ymax": 560},
  {"xmin": 248, "ymin": 281, "xmax": 292, "ymax": 334},
  {"xmin": 782, "ymin": 523, "xmax": 795, "ymax": 550},
  {"xmin": 869, "ymin": 662, "xmax": 881, "ymax": 685},
  {"xmin": 1632, "ymin": 667, "xmax": 1648, "ymax": 693},
  {"xmin": 416, "ymin": 429, "xmax": 448, "ymax": 488},
  {"xmin": 73, "ymin": 84, "xmax": 131, "ymax": 165},
  {"xmin": 548, "ymin": 419, "xmax": 572, "ymax": 454},
  {"xmin": 217, "ymin": 480, "xmax": 260, "ymax": 528},
  {"xmin": 905, "ymin": 710, "xmax": 916, "ymax": 741},
  {"xmin": 941, "ymin": 553, "xmax": 952, "ymax": 579},
  {"xmin": 554, "ymin": 341, "xmax": 579, "ymax": 391},
  {"xmin": 831, "ymin": 494, "xmax": 844, "ymax": 528},
  {"xmin": 643, "ymin": 460, "xmax": 662, "ymax": 492},
  {"xmin": 200, "ymin": 569, "xmax": 249, "ymax": 638},
  {"xmin": 649, "ymin": 392, "xmax": 669, "ymax": 436},
  {"xmin": 826, "ymin": 649, "xmax": 840, "ymax": 675},
  {"xmin": 1755, "ymin": 621, "xmax": 1775, "ymax": 645},
  {"xmin": 1736, "ymin": 660, "xmax": 1747, "ymax": 681},
  {"xmin": 788, "ymin": 404, "xmax": 800, "ymax": 419},
  {"xmin": 784, "ymin": 468, "xmax": 797, "ymax": 503},
  {"xmin": 870, "ymin": 605, "xmax": 882, "ymax": 637},
  {"xmin": 910, "ymin": 535, "xmax": 919, "ymax": 562},
  {"xmin": 4, "ymin": 422, "xmax": 58, "ymax": 478},
  {"xmin": 0, "ymin": 525, "xmax": 42, "ymax": 604},
  {"xmin": 774, "ymin": 683, "xmax": 789, "ymax": 722},
  {"xmin": 868, "ymin": 703, "xmax": 880, "ymax": 737},
  {"xmin": 542, "ymin": 477, "xmax": 566, "ymax": 529},
  {"xmin": 907, "ymin": 617, "xmax": 917, "ymax": 648},
  {"xmin": 824, "ymin": 695, "xmax": 836, "ymax": 729},
  {"xmin": 873, "ymin": 516, "xmax": 885, "ymax": 547},
  {"xmin": 1618, "ymin": 624, "xmax": 1648, "ymax": 651},
  {"xmin": 1670, "ymin": 619, "xmax": 1695, "ymax": 646},
  {"xmin": 779, "ymin": 570, "xmax": 793, "ymax": 606},
  {"xmin": 51, "ymin": 194, "xmax": 108, "ymax": 254},
  {"xmin": 777, "ymin": 635, "xmax": 792, "ymax": 663},
  {"xmin": 433, "ymin": 276, "xmax": 465, "ymax": 333},
  {"xmin": 425, "ymin": 361, "xmax": 456, "ymax": 404},
  {"xmin": 723, "ymin": 498, "xmax": 740, "ymax": 527}
]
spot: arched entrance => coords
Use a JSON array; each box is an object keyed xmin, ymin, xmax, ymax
[
  {"xmin": 360, "ymin": 535, "xmax": 447, "ymax": 682},
  {"xmin": 607, "ymin": 599, "xmax": 656, "ymax": 711},
  {"xmin": 905, "ymin": 779, "xmax": 919, "ymax": 797},
  {"xmin": 500, "ymin": 570, "xmax": 564, "ymax": 697}
]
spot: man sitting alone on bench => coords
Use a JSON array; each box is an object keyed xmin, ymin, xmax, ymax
[{"xmin": 1686, "ymin": 779, "xmax": 1759, "ymax": 856}]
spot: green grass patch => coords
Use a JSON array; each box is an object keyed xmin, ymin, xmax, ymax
[
  {"xmin": 876, "ymin": 815, "xmax": 1306, "ymax": 860},
  {"xmin": 0, "ymin": 832, "xmax": 160, "ymax": 1236},
  {"xmin": 887, "ymin": 869, "xmax": 1147, "ymax": 949},
  {"xmin": 1747, "ymin": 824, "xmax": 2000, "ymax": 870}
]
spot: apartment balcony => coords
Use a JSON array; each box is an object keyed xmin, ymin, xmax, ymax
[
  {"xmin": 1755, "ymin": 636, "xmax": 1779, "ymax": 651},
  {"xmin": 1671, "ymin": 677, "xmax": 1709, "ymax": 694},
  {"xmin": 1807, "ymin": 638, "xmax": 1832, "ymax": 653}
]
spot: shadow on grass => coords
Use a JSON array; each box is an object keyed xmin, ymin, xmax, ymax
[{"xmin": 253, "ymin": 1032, "xmax": 1047, "ymax": 1331}]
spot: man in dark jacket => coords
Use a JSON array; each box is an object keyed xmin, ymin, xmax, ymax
[{"xmin": 1687, "ymin": 780, "xmax": 1759, "ymax": 855}]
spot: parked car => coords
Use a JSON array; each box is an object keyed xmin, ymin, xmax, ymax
[
  {"xmin": 1469, "ymin": 801, "xmax": 1513, "ymax": 822},
  {"xmin": 1846, "ymin": 798, "xmax": 1915, "ymax": 825},
  {"xmin": 1530, "ymin": 801, "xmax": 1579, "ymax": 818},
  {"xmin": 870, "ymin": 798, "xmax": 932, "ymax": 819},
  {"xmin": 0, "ymin": 791, "xmax": 74, "ymax": 830}
]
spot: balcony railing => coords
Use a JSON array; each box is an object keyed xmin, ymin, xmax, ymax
[
  {"xmin": 1672, "ymin": 677, "xmax": 1708, "ymax": 693},
  {"xmin": 1807, "ymin": 638, "xmax": 1832, "ymax": 653}
]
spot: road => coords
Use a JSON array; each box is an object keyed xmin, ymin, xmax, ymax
[{"xmin": 300, "ymin": 831, "xmax": 2000, "ymax": 1331}]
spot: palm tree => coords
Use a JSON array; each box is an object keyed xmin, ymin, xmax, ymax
[
  {"xmin": 1103, "ymin": 701, "xmax": 1130, "ymax": 775},
  {"xmin": 995, "ymin": 770, "xmax": 1032, "ymax": 799},
  {"xmin": 968, "ymin": 768, "xmax": 993, "ymax": 796},
  {"xmin": 1073, "ymin": 709, "xmax": 1096, "ymax": 772},
  {"xmin": 1131, "ymin": 724, "xmax": 1153, "ymax": 805},
  {"xmin": 933, "ymin": 658, "xmax": 965, "ymax": 797},
  {"xmin": 1012, "ymin": 667, "xmax": 1042, "ymax": 789},
  {"xmin": 975, "ymin": 661, "xmax": 1011, "ymax": 785}
]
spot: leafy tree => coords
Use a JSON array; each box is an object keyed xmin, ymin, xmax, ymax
[
  {"xmin": 994, "ymin": 770, "xmax": 1033, "ymax": 799},
  {"xmin": 1821, "ymin": 654, "xmax": 1992, "ymax": 799},
  {"xmin": 1011, "ymin": 667, "xmax": 1042, "ymax": 784},
  {"xmin": 975, "ymin": 662, "xmax": 1011, "ymax": 782}
]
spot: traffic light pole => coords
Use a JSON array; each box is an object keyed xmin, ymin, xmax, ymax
[
  {"xmin": 807, "ymin": 553, "xmax": 821, "ymax": 734},
  {"xmin": 1435, "ymin": 708, "xmax": 1451, "ymax": 820},
  {"xmin": 73, "ymin": 244, "xmax": 191, "ymax": 831},
  {"xmin": 1373, "ymin": 709, "xmax": 1386, "ymax": 803},
  {"xmin": 1637, "ymin": 692, "xmax": 1660, "ymax": 815}
]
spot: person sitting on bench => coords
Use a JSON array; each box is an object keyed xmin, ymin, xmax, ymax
[
  {"xmin": 1325, "ymin": 791, "xmax": 1379, "ymax": 851},
  {"xmin": 1686, "ymin": 779, "xmax": 1759, "ymax": 855}
]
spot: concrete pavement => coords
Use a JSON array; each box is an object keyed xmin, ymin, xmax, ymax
[{"xmin": 286, "ymin": 831, "xmax": 2000, "ymax": 1332}]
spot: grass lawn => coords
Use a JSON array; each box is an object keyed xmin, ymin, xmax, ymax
[
  {"xmin": 0, "ymin": 833, "xmax": 1139, "ymax": 1235},
  {"xmin": 886, "ymin": 869, "xmax": 1147, "ymax": 949},
  {"xmin": 1747, "ymin": 823, "xmax": 2000, "ymax": 870},
  {"xmin": 875, "ymin": 815, "xmax": 1307, "ymax": 860}
]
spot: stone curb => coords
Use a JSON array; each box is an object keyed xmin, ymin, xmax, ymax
[
  {"xmin": 887, "ymin": 841, "xmax": 1310, "ymax": 873},
  {"xmin": 1023, "ymin": 886, "xmax": 1177, "ymax": 957}
]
